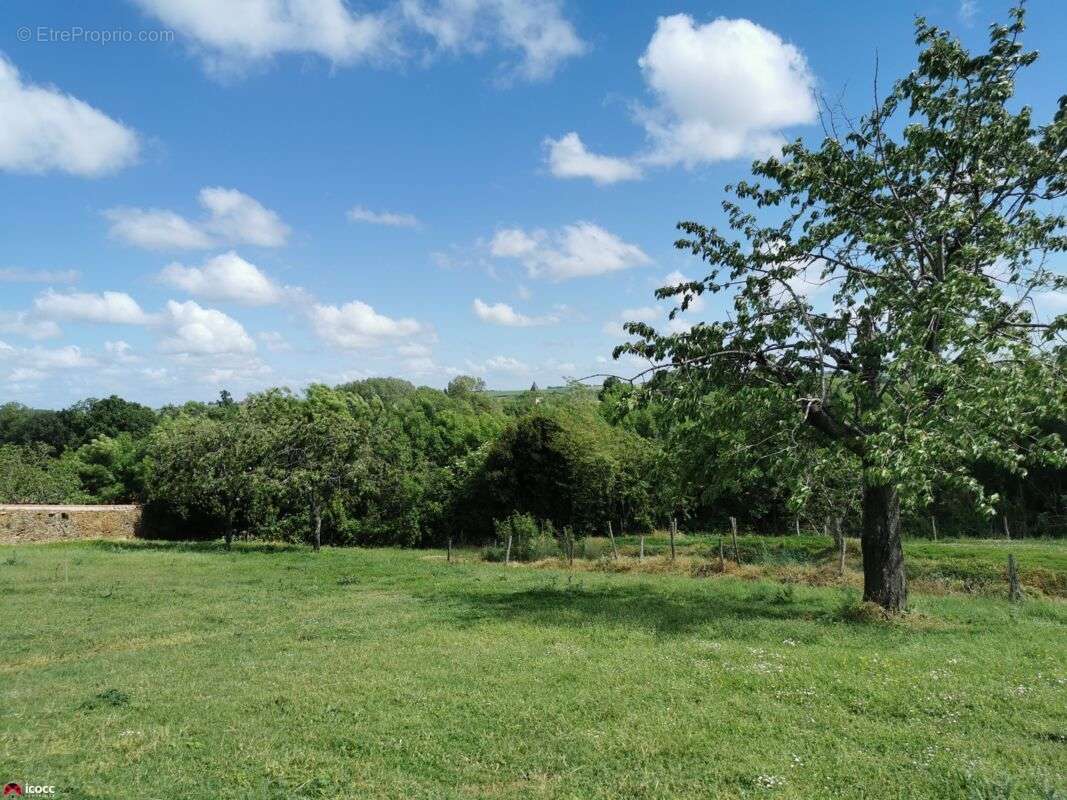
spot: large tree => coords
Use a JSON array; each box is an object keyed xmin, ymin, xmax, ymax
[{"xmin": 618, "ymin": 8, "xmax": 1067, "ymax": 610}]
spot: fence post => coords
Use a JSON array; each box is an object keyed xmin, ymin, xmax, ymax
[
  {"xmin": 639, "ymin": 535, "xmax": 645, "ymax": 560},
  {"xmin": 730, "ymin": 516, "xmax": 740, "ymax": 564},
  {"xmin": 795, "ymin": 516, "xmax": 801, "ymax": 537},
  {"xmin": 837, "ymin": 521, "xmax": 846, "ymax": 576},
  {"xmin": 719, "ymin": 535, "xmax": 725, "ymax": 571},
  {"xmin": 1003, "ymin": 514, "xmax": 1011, "ymax": 540},
  {"xmin": 931, "ymin": 516, "xmax": 938, "ymax": 542},
  {"xmin": 607, "ymin": 520, "xmax": 619, "ymax": 560},
  {"xmin": 1007, "ymin": 554, "xmax": 1024, "ymax": 602},
  {"xmin": 505, "ymin": 533, "xmax": 512, "ymax": 564},
  {"xmin": 670, "ymin": 518, "xmax": 677, "ymax": 561},
  {"xmin": 447, "ymin": 537, "xmax": 452, "ymax": 563}
]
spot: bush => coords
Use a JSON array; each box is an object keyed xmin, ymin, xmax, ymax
[{"xmin": 487, "ymin": 513, "xmax": 561, "ymax": 561}]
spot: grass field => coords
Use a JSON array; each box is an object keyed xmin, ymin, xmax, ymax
[{"xmin": 2, "ymin": 539, "xmax": 1065, "ymax": 799}]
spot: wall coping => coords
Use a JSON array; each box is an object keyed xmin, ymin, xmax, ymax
[{"xmin": 0, "ymin": 504, "xmax": 141, "ymax": 512}]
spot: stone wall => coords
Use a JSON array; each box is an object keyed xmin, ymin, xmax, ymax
[{"xmin": 0, "ymin": 504, "xmax": 141, "ymax": 544}]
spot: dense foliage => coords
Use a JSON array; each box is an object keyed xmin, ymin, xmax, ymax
[{"xmin": 0, "ymin": 372, "xmax": 1063, "ymax": 550}]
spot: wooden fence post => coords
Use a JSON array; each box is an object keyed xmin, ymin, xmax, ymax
[
  {"xmin": 607, "ymin": 520, "xmax": 619, "ymax": 560},
  {"xmin": 447, "ymin": 537, "xmax": 452, "ymax": 563},
  {"xmin": 719, "ymin": 535, "xmax": 725, "ymax": 571},
  {"xmin": 795, "ymin": 517, "xmax": 801, "ymax": 537},
  {"xmin": 670, "ymin": 518, "xmax": 677, "ymax": 561},
  {"xmin": 1007, "ymin": 554, "xmax": 1023, "ymax": 602},
  {"xmin": 837, "ymin": 521, "xmax": 846, "ymax": 576},
  {"xmin": 730, "ymin": 516, "xmax": 740, "ymax": 564},
  {"xmin": 505, "ymin": 533, "xmax": 513, "ymax": 564},
  {"xmin": 639, "ymin": 535, "xmax": 645, "ymax": 560},
  {"xmin": 1003, "ymin": 514, "xmax": 1011, "ymax": 540},
  {"xmin": 931, "ymin": 516, "xmax": 938, "ymax": 542}
]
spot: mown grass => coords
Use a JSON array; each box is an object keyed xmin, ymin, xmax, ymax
[{"xmin": 1, "ymin": 540, "xmax": 1065, "ymax": 799}]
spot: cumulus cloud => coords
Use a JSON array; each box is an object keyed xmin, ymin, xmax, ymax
[
  {"xmin": 104, "ymin": 208, "xmax": 215, "ymax": 250},
  {"xmin": 547, "ymin": 16, "xmax": 816, "ymax": 182},
  {"xmin": 402, "ymin": 0, "xmax": 587, "ymax": 82},
  {"xmin": 28, "ymin": 345, "xmax": 98, "ymax": 369},
  {"xmin": 105, "ymin": 340, "xmax": 140, "ymax": 364},
  {"xmin": 309, "ymin": 300, "xmax": 424, "ymax": 349},
  {"xmin": 490, "ymin": 222, "xmax": 651, "ymax": 280},
  {"xmin": 0, "ymin": 267, "xmax": 79, "ymax": 284},
  {"xmin": 105, "ymin": 187, "xmax": 289, "ymax": 250},
  {"xmin": 636, "ymin": 16, "xmax": 816, "ymax": 167},
  {"xmin": 128, "ymin": 0, "xmax": 392, "ymax": 75},
  {"xmin": 131, "ymin": 0, "xmax": 585, "ymax": 81},
  {"xmin": 347, "ymin": 206, "xmax": 419, "ymax": 228},
  {"xmin": 34, "ymin": 289, "xmax": 153, "ymax": 325},
  {"xmin": 159, "ymin": 251, "xmax": 286, "ymax": 305},
  {"xmin": 466, "ymin": 354, "xmax": 530, "ymax": 375},
  {"xmin": 0, "ymin": 54, "xmax": 139, "ymax": 177},
  {"xmin": 160, "ymin": 300, "xmax": 256, "ymax": 355},
  {"xmin": 0, "ymin": 311, "xmax": 62, "ymax": 341},
  {"xmin": 199, "ymin": 187, "xmax": 290, "ymax": 247},
  {"xmin": 257, "ymin": 331, "xmax": 291, "ymax": 352},
  {"xmin": 543, "ymin": 132, "xmax": 641, "ymax": 184},
  {"xmin": 472, "ymin": 298, "xmax": 558, "ymax": 326}
]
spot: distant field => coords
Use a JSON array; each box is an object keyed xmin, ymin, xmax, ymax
[{"xmin": 2, "ymin": 540, "xmax": 1065, "ymax": 799}]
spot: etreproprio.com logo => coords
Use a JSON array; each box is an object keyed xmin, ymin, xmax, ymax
[{"xmin": 4, "ymin": 782, "xmax": 56, "ymax": 795}]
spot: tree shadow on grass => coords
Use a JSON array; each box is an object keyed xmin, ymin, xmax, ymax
[
  {"xmin": 86, "ymin": 539, "xmax": 306, "ymax": 556},
  {"xmin": 433, "ymin": 578, "xmax": 837, "ymax": 638}
]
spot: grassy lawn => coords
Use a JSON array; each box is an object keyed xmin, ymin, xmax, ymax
[{"xmin": 2, "ymin": 541, "xmax": 1065, "ymax": 799}]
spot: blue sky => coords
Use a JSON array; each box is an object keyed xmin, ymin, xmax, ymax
[{"xmin": 1, "ymin": 0, "xmax": 1065, "ymax": 407}]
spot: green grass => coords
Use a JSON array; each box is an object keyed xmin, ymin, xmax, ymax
[
  {"xmin": 606, "ymin": 532, "xmax": 1067, "ymax": 597},
  {"xmin": 2, "ymin": 540, "xmax": 1066, "ymax": 799}
]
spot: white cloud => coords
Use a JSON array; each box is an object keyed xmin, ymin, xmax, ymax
[
  {"xmin": 105, "ymin": 340, "xmax": 140, "ymax": 363},
  {"xmin": 543, "ymin": 132, "xmax": 641, "ymax": 184},
  {"xmin": 402, "ymin": 0, "xmax": 586, "ymax": 82},
  {"xmin": 132, "ymin": 0, "xmax": 584, "ymax": 82},
  {"xmin": 490, "ymin": 228, "xmax": 540, "ymax": 258},
  {"xmin": 8, "ymin": 367, "xmax": 47, "ymax": 384},
  {"xmin": 466, "ymin": 354, "xmax": 530, "ymax": 375},
  {"xmin": 104, "ymin": 207, "xmax": 216, "ymax": 250},
  {"xmin": 309, "ymin": 300, "xmax": 424, "ymax": 349},
  {"xmin": 105, "ymin": 187, "xmax": 289, "ymax": 250},
  {"xmin": 603, "ymin": 305, "xmax": 659, "ymax": 336},
  {"xmin": 958, "ymin": 1, "xmax": 978, "ymax": 25},
  {"xmin": 1034, "ymin": 291, "xmax": 1067, "ymax": 316},
  {"xmin": 0, "ymin": 267, "xmax": 79, "ymax": 284},
  {"xmin": 472, "ymin": 298, "xmax": 558, "ymax": 326},
  {"xmin": 199, "ymin": 187, "xmax": 290, "ymax": 247},
  {"xmin": 257, "ymin": 331, "xmax": 291, "ymax": 352},
  {"xmin": 129, "ymin": 0, "xmax": 392, "ymax": 75},
  {"xmin": 0, "ymin": 54, "xmax": 139, "ymax": 177},
  {"xmin": 0, "ymin": 311, "xmax": 62, "ymax": 341},
  {"xmin": 490, "ymin": 222, "xmax": 651, "ymax": 280},
  {"xmin": 549, "ymin": 16, "xmax": 816, "ymax": 181},
  {"xmin": 34, "ymin": 290, "xmax": 153, "ymax": 325},
  {"xmin": 160, "ymin": 300, "xmax": 256, "ymax": 355},
  {"xmin": 29, "ymin": 345, "xmax": 98, "ymax": 369},
  {"xmin": 159, "ymin": 251, "xmax": 286, "ymax": 305},
  {"xmin": 635, "ymin": 16, "xmax": 816, "ymax": 168},
  {"xmin": 347, "ymin": 206, "xmax": 419, "ymax": 228}
]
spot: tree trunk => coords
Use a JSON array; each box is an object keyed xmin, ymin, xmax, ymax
[
  {"xmin": 860, "ymin": 482, "xmax": 907, "ymax": 612},
  {"xmin": 312, "ymin": 504, "xmax": 322, "ymax": 552}
]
